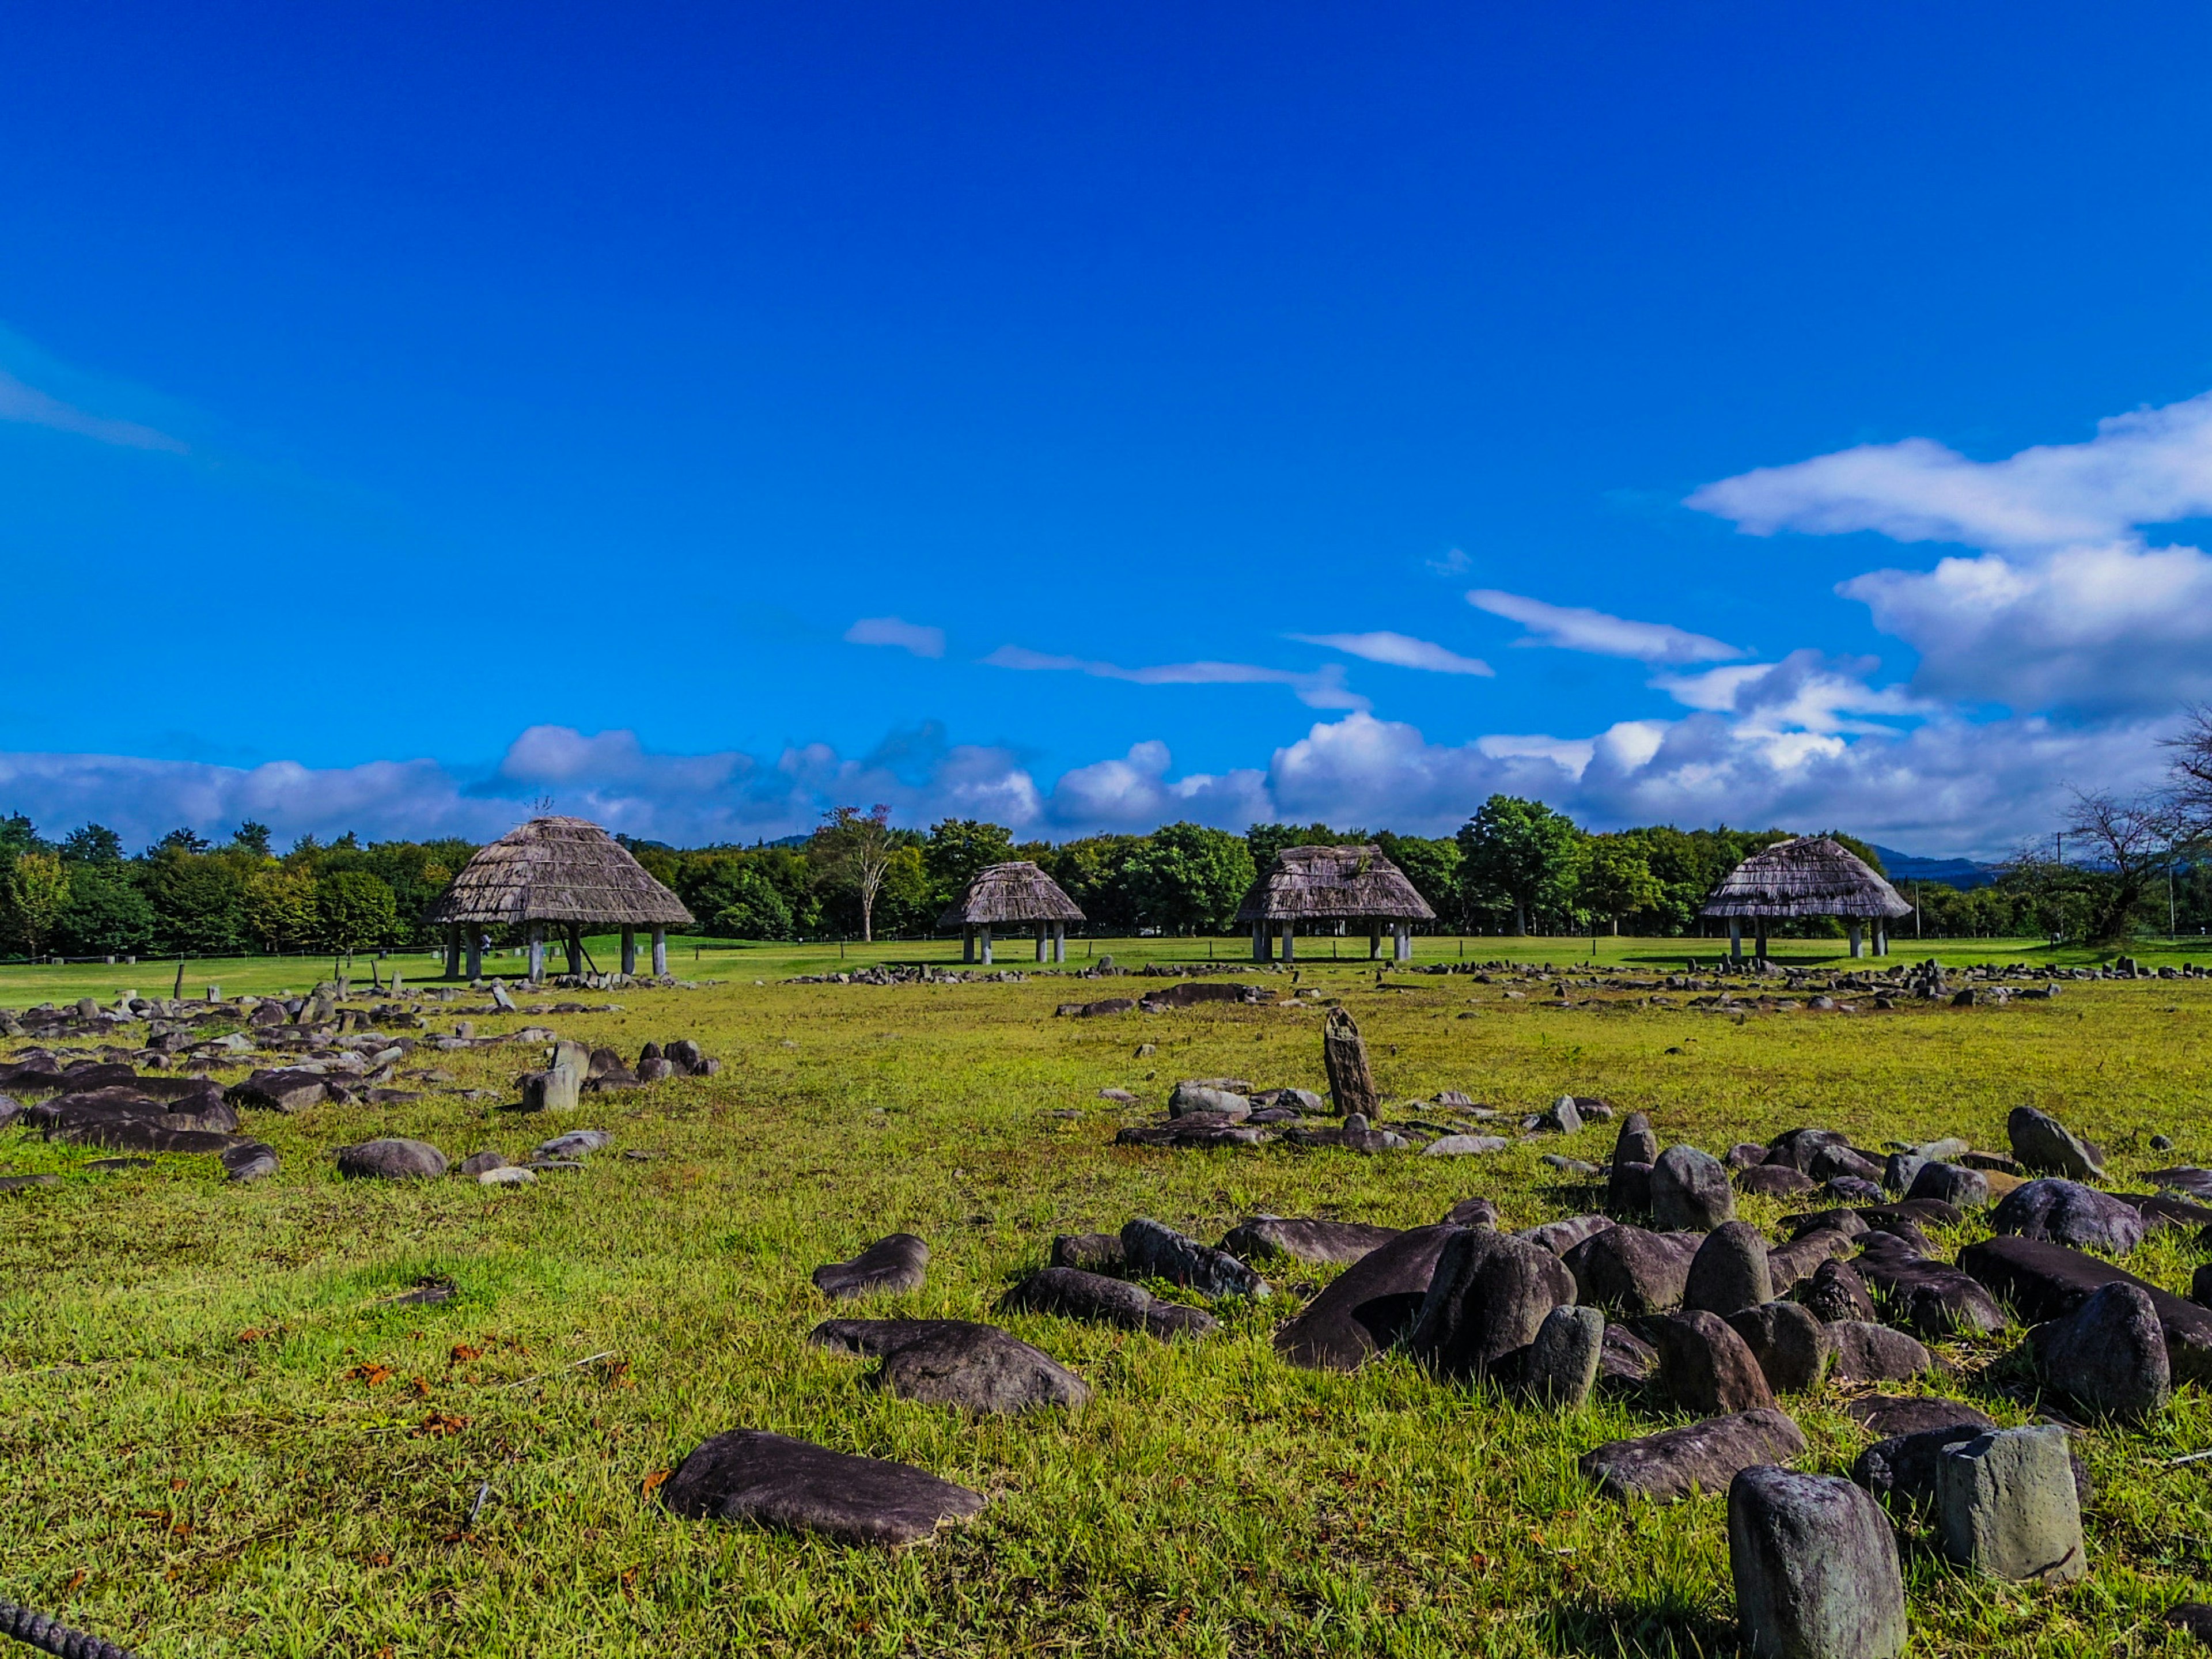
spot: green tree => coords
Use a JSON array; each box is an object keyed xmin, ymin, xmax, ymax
[
  {"xmin": 3, "ymin": 851, "xmax": 71, "ymax": 956},
  {"xmin": 1040, "ymin": 835, "xmax": 1145, "ymax": 931},
  {"xmin": 245, "ymin": 866, "xmax": 320, "ymax": 952},
  {"xmin": 1246, "ymin": 822, "xmax": 1363, "ymax": 874},
  {"xmin": 1456, "ymin": 794, "xmax": 1588, "ymax": 935},
  {"xmin": 923, "ymin": 819, "xmax": 1016, "ymax": 906},
  {"xmin": 709, "ymin": 868, "xmax": 797, "ymax": 940},
  {"xmin": 61, "ymin": 823, "xmax": 126, "ymax": 864},
  {"xmin": 1580, "ymin": 836, "xmax": 1664, "ymax": 934},
  {"xmin": 230, "ymin": 820, "xmax": 274, "ymax": 858},
  {"xmin": 0, "ymin": 813, "xmax": 48, "ymax": 862},
  {"xmin": 1374, "ymin": 831, "xmax": 1461, "ymax": 922},
  {"xmin": 810, "ymin": 805, "xmax": 899, "ymax": 941},
  {"xmin": 53, "ymin": 865, "xmax": 157, "ymax": 956},
  {"xmin": 141, "ymin": 847, "xmax": 246, "ymax": 956},
  {"xmin": 1126, "ymin": 823, "xmax": 1255, "ymax": 934},
  {"xmin": 316, "ymin": 870, "xmax": 399, "ymax": 957}
]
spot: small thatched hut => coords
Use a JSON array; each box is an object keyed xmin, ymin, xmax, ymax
[
  {"xmin": 1698, "ymin": 835, "xmax": 1911, "ymax": 960},
  {"xmin": 428, "ymin": 815, "xmax": 693, "ymax": 982},
  {"xmin": 937, "ymin": 861, "xmax": 1084, "ymax": 964},
  {"xmin": 1235, "ymin": 844, "xmax": 1435, "ymax": 963}
]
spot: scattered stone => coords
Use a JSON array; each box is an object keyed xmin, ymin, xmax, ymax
[
  {"xmin": 1737, "ymin": 1163, "xmax": 1819, "ymax": 1198},
  {"xmin": 1409, "ymin": 1231, "xmax": 1574, "ymax": 1381},
  {"xmin": 1800, "ymin": 1259, "xmax": 1878, "ymax": 1324},
  {"xmin": 1728, "ymin": 1466, "xmax": 1906, "ymax": 1659},
  {"xmin": 1050, "ymin": 1233, "xmax": 1125, "ymax": 1274},
  {"xmin": 335, "ymin": 1138, "xmax": 447, "ymax": 1180},
  {"xmin": 1599, "ymin": 1321, "xmax": 1660, "ymax": 1389},
  {"xmin": 661, "ymin": 1427, "xmax": 985, "ymax": 1547},
  {"xmin": 479, "ymin": 1165, "xmax": 537, "ymax": 1185},
  {"xmin": 520, "ymin": 1064, "xmax": 582, "ymax": 1113},
  {"xmin": 2007, "ymin": 1105, "xmax": 2104, "ymax": 1181},
  {"xmin": 1168, "ymin": 1081, "xmax": 1251, "ymax": 1119},
  {"xmin": 1766, "ymin": 1229, "xmax": 1857, "ymax": 1294},
  {"xmin": 1828, "ymin": 1321, "xmax": 1931, "ymax": 1383},
  {"xmin": 1516, "ymin": 1213, "xmax": 1614, "ymax": 1256},
  {"xmin": 225, "ymin": 1070, "xmax": 328, "ymax": 1114},
  {"xmin": 1990, "ymin": 1179, "xmax": 2146, "ymax": 1254},
  {"xmin": 1858, "ymin": 1249, "xmax": 2008, "ymax": 1339},
  {"xmin": 1526, "ymin": 1096, "xmax": 1582, "ymax": 1134},
  {"xmin": 2027, "ymin": 1281, "xmax": 2169, "ymax": 1424},
  {"xmin": 1728, "ymin": 1301, "xmax": 1833, "ymax": 1394},
  {"xmin": 1122, "ymin": 1217, "xmax": 1270, "ymax": 1299},
  {"xmin": 866, "ymin": 1320, "xmax": 1089, "ymax": 1412},
  {"xmin": 1606, "ymin": 1160, "xmax": 1653, "ymax": 1215},
  {"xmin": 1615, "ymin": 1111, "xmax": 1660, "ymax": 1168},
  {"xmin": 812, "ymin": 1234, "xmax": 930, "ymax": 1300},
  {"xmin": 1824, "ymin": 1176, "xmax": 1886, "ymax": 1205},
  {"xmin": 1907, "ymin": 1162, "xmax": 1990, "ymax": 1208},
  {"xmin": 1539, "ymin": 1153, "xmax": 1601, "ymax": 1176},
  {"xmin": 1580, "ymin": 1408, "xmax": 1808, "ymax": 1503},
  {"xmin": 0, "ymin": 1173, "xmax": 60, "ymax": 1192},
  {"xmin": 1001, "ymin": 1267, "xmax": 1218, "ymax": 1339},
  {"xmin": 1097, "ymin": 1088, "xmax": 1138, "ymax": 1103},
  {"xmin": 220, "ymin": 1139, "xmax": 280, "ymax": 1183},
  {"xmin": 1652, "ymin": 1143, "xmax": 1734, "ymax": 1230},
  {"xmin": 533, "ymin": 1128, "xmax": 611, "ymax": 1161},
  {"xmin": 1655, "ymin": 1309, "xmax": 1775, "ymax": 1414},
  {"xmin": 1957, "ymin": 1234, "xmax": 2212, "ymax": 1382},
  {"xmin": 1569, "ymin": 1225, "xmax": 1699, "ymax": 1315},
  {"xmin": 1685, "ymin": 1221, "xmax": 1774, "ymax": 1317},
  {"xmin": 1847, "ymin": 1395, "xmax": 1994, "ymax": 1440},
  {"xmin": 1221, "ymin": 1215, "xmax": 1396, "ymax": 1265},
  {"xmin": 1444, "ymin": 1196, "xmax": 1502, "ymax": 1229},
  {"xmin": 1422, "ymin": 1134, "xmax": 1512, "ymax": 1157},
  {"xmin": 2166, "ymin": 1605, "xmax": 2212, "ymax": 1646},
  {"xmin": 457, "ymin": 1150, "xmax": 508, "ymax": 1177},
  {"xmin": 1937, "ymin": 1425, "xmax": 2087, "ymax": 1584},
  {"xmin": 1521, "ymin": 1304, "xmax": 1605, "ymax": 1407},
  {"xmin": 1274, "ymin": 1225, "xmax": 1459, "ymax": 1371}
]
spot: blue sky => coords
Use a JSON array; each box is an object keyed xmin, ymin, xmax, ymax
[{"xmin": 5, "ymin": 3, "xmax": 2211, "ymax": 855}]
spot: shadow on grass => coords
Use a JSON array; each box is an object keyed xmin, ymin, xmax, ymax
[{"xmin": 1547, "ymin": 1594, "xmax": 1737, "ymax": 1656}]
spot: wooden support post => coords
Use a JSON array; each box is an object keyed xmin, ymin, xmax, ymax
[
  {"xmin": 963, "ymin": 926, "xmax": 975, "ymax": 964},
  {"xmin": 445, "ymin": 926, "xmax": 461, "ymax": 979},
  {"xmin": 565, "ymin": 924, "xmax": 582, "ymax": 977},
  {"xmin": 1394, "ymin": 923, "xmax": 1411, "ymax": 963},
  {"xmin": 1849, "ymin": 921, "xmax": 1863, "ymax": 958},
  {"xmin": 528, "ymin": 923, "xmax": 546, "ymax": 983},
  {"xmin": 651, "ymin": 927, "xmax": 668, "ymax": 976},
  {"xmin": 1322, "ymin": 1006, "xmax": 1379, "ymax": 1117},
  {"xmin": 1052, "ymin": 921, "xmax": 1066, "ymax": 963},
  {"xmin": 1252, "ymin": 922, "xmax": 1271, "ymax": 961},
  {"xmin": 979, "ymin": 925, "xmax": 993, "ymax": 965},
  {"xmin": 620, "ymin": 926, "xmax": 637, "ymax": 976},
  {"xmin": 1279, "ymin": 922, "xmax": 1295, "ymax": 962},
  {"xmin": 466, "ymin": 930, "xmax": 483, "ymax": 980},
  {"xmin": 1755, "ymin": 923, "xmax": 1768, "ymax": 964},
  {"xmin": 1729, "ymin": 918, "xmax": 1743, "ymax": 961}
]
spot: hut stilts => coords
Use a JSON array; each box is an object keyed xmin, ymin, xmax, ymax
[
  {"xmin": 1236, "ymin": 846, "xmax": 1433, "ymax": 966},
  {"xmin": 941, "ymin": 865, "xmax": 1082, "ymax": 968},
  {"xmin": 1702, "ymin": 837, "xmax": 1908, "ymax": 965}
]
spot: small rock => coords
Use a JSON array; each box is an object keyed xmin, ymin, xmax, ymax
[
  {"xmin": 533, "ymin": 1128, "xmax": 611, "ymax": 1161},
  {"xmin": 661, "ymin": 1427, "xmax": 984, "ymax": 1547},
  {"xmin": 1937, "ymin": 1425, "xmax": 2087, "ymax": 1584},
  {"xmin": 457, "ymin": 1150, "xmax": 508, "ymax": 1177},
  {"xmin": 1728, "ymin": 1301, "xmax": 1833, "ymax": 1394},
  {"xmin": 1729, "ymin": 1466, "xmax": 1906, "ymax": 1659},
  {"xmin": 1570, "ymin": 1224, "xmax": 1699, "ymax": 1315},
  {"xmin": 870, "ymin": 1321, "xmax": 1090, "ymax": 1412},
  {"xmin": 812, "ymin": 1233, "xmax": 930, "ymax": 1300},
  {"xmin": 1444, "ymin": 1196, "xmax": 1502, "ymax": 1229},
  {"xmin": 1685, "ymin": 1221, "xmax": 1774, "ymax": 1317},
  {"xmin": 1000, "ymin": 1267, "xmax": 1217, "ymax": 1340},
  {"xmin": 2027, "ymin": 1280, "xmax": 2169, "ymax": 1423},
  {"xmin": 335, "ymin": 1138, "xmax": 447, "ymax": 1181},
  {"xmin": 1829, "ymin": 1321, "xmax": 1931, "ymax": 1383},
  {"xmin": 1656, "ymin": 1309, "xmax": 1775, "ymax": 1414},
  {"xmin": 1050, "ymin": 1233, "xmax": 1126, "ymax": 1274},
  {"xmin": 1423, "ymin": 1134, "xmax": 1512, "ymax": 1157},
  {"xmin": 1122, "ymin": 1217, "xmax": 1270, "ymax": 1299},
  {"xmin": 1907, "ymin": 1162, "xmax": 1990, "ymax": 1208},
  {"xmin": 1991, "ymin": 1179, "xmax": 2146, "ymax": 1255},
  {"xmin": 1615, "ymin": 1111, "xmax": 1660, "ymax": 1168},
  {"xmin": 220, "ymin": 1139, "xmax": 281, "ymax": 1183},
  {"xmin": 519, "ymin": 1064, "xmax": 581, "ymax": 1113},
  {"xmin": 1736, "ymin": 1164, "xmax": 1819, "ymax": 1198},
  {"xmin": 1652, "ymin": 1143, "xmax": 1735, "ymax": 1230},
  {"xmin": 1516, "ymin": 1213, "xmax": 1613, "ymax": 1256},
  {"xmin": 1800, "ymin": 1259, "xmax": 1878, "ymax": 1324},
  {"xmin": 2007, "ymin": 1105, "xmax": 2104, "ymax": 1180},
  {"xmin": 1521, "ymin": 1304, "xmax": 1605, "ymax": 1407},
  {"xmin": 479, "ymin": 1165, "xmax": 537, "ymax": 1185},
  {"xmin": 2151, "ymin": 1134, "xmax": 2176, "ymax": 1153},
  {"xmin": 1580, "ymin": 1408, "xmax": 1808, "ymax": 1503},
  {"xmin": 1606, "ymin": 1159, "xmax": 1653, "ymax": 1215},
  {"xmin": 1527, "ymin": 1096, "xmax": 1582, "ymax": 1134}
]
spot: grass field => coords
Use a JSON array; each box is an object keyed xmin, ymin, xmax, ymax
[{"xmin": 6, "ymin": 937, "xmax": 2212, "ymax": 1656}]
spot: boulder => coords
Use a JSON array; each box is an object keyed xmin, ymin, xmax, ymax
[
  {"xmin": 660, "ymin": 1428, "xmax": 984, "ymax": 1547},
  {"xmin": 520, "ymin": 1064, "xmax": 581, "ymax": 1113},
  {"xmin": 335, "ymin": 1138, "xmax": 446, "ymax": 1180},
  {"xmin": 1422, "ymin": 1134, "xmax": 1512, "ymax": 1157},
  {"xmin": 1527, "ymin": 1096, "xmax": 1582, "ymax": 1134},
  {"xmin": 1858, "ymin": 1251, "xmax": 2007, "ymax": 1339},
  {"xmin": 1736, "ymin": 1164, "xmax": 1819, "ymax": 1198},
  {"xmin": 1728, "ymin": 1301, "xmax": 1833, "ymax": 1394},
  {"xmin": 1937, "ymin": 1426, "xmax": 2087, "ymax": 1584},
  {"xmin": 1846, "ymin": 1396, "xmax": 1993, "ymax": 1440},
  {"xmin": 1408, "ymin": 1230, "xmax": 1574, "ymax": 1380},
  {"xmin": 1615, "ymin": 1112, "xmax": 1660, "ymax": 1166},
  {"xmin": 1515, "ymin": 1214, "xmax": 1614, "ymax": 1256},
  {"xmin": 2027, "ymin": 1281, "xmax": 2169, "ymax": 1424},
  {"xmin": 225, "ymin": 1070, "xmax": 328, "ymax": 1114},
  {"xmin": 1652, "ymin": 1144, "xmax": 1734, "ymax": 1231},
  {"xmin": 1168, "ymin": 1082, "xmax": 1251, "ymax": 1120},
  {"xmin": 534, "ymin": 1129, "xmax": 611, "ymax": 1161},
  {"xmin": 1957, "ymin": 1234, "xmax": 2212, "ymax": 1382},
  {"xmin": 1907, "ymin": 1162, "xmax": 1990, "ymax": 1209},
  {"xmin": 1521, "ymin": 1305, "xmax": 1605, "ymax": 1407},
  {"xmin": 1606, "ymin": 1160, "xmax": 1653, "ymax": 1215},
  {"xmin": 2007, "ymin": 1105, "xmax": 2103, "ymax": 1180},
  {"xmin": 1444, "ymin": 1196, "xmax": 1502, "ymax": 1229},
  {"xmin": 1728, "ymin": 1467, "xmax": 1906, "ymax": 1659},
  {"xmin": 1050, "ymin": 1233, "xmax": 1124, "ymax": 1273},
  {"xmin": 1828, "ymin": 1321, "xmax": 1931, "ymax": 1384},
  {"xmin": 1808, "ymin": 1144, "xmax": 1885, "ymax": 1185},
  {"xmin": 1274, "ymin": 1224, "xmax": 1461, "ymax": 1371},
  {"xmin": 1580, "ymin": 1408, "xmax": 1808, "ymax": 1503},
  {"xmin": 1766, "ymin": 1230, "xmax": 1856, "ymax": 1295},
  {"xmin": 1570, "ymin": 1225, "xmax": 1699, "ymax": 1315},
  {"xmin": 1219, "ymin": 1215, "xmax": 1396, "ymax": 1264},
  {"xmin": 812, "ymin": 1233, "xmax": 930, "ymax": 1300},
  {"xmin": 1990, "ymin": 1179, "xmax": 2146, "ymax": 1255},
  {"xmin": 1684, "ymin": 1221, "xmax": 1774, "ymax": 1317},
  {"xmin": 1799, "ymin": 1259, "xmax": 1877, "ymax": 1325},
  {"xmin": 1000, "ymin": 1267, "xmax": 1218, "ymax": 1340},
  {"xmin": 872, "ymin": 1321, "xmax": 1090, "ymax": 1413},
  {"xmin": 1599, "ymin": 1321, "xmax": 1660, "ymax": 1389},
  {"xmin": 220, "ymin": 1139, "xmax": 280, "ymax": 1182},
  {"xmin": 1122, "ymin": 1217, "xmax": 1270, "ymax": 1299},
  {"xmin": 1655, "ymin": 1310, "xmax": 1774, "ymax": 1415},
  {"xmin": 1823, "ymin": 1176, "xmax": 1885, "ymax": 1205}
]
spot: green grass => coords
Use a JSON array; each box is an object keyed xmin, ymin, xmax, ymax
[{"xmin": 6, "ymin": 942, "xmax": 2212, "ymax": 1654}]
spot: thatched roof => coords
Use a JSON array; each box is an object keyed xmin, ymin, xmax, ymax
[
  {"xmin": 937, "ymin": 861, "xmax": 1085, "ymax": 927},
  {"xmin": 427, "ymin": 816, "xmax": 694, "ymax": 929},
  {"xmin": 1698, "ymin": 836, "xmax": 1911, "ymax": 921},
  {"xmin": 1234, "ymin": 844, "xmax": 1436, "ymax": 924}
]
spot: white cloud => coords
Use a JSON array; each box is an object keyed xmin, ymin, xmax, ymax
[
  {"xmin": 0, "ymin": 368, "xmax": 187, "ymax": 453},
  {"xmin": 1426, "ymin": 547, "xmax": 1472, "ymax": 576},
  {"xmin": 1689, "ymin": 389, "xmax": 2212, "ymax": 718},
  {"xmin": 982, "ymin": 644, "xmax": 1370, "ymax": 711},
  {"xmin": 1654, "ymin": 649, "xmax": 1929, "ymax": 736},
  {"xmin": 1467, "ymin": 589, "xmax": 1744, "ymax": 664},
  {"xmin": 1289, "ymin": 631, "xmax": 1494, "ymax": 677},
  {"xmin": 843, "ymin": 616, "xmax": 946, "ymax": 658},
  {"xmin": 1687, "ymin": 391, "xmax": 2212, "ymax": 550}
]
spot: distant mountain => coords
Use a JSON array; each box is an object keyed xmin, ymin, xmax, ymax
[{"xmin": 1871, "ymin": 844, "xmax": 2002, "ymax": 891}]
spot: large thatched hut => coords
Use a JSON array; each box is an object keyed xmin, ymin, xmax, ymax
[
  {"xmin": 428, "ymin": 815, "xmax": 693, "ymax": 982},
  {"xmin": 1235, "ymin": 844, "xmax": 1435, "ymax": 963},
  {"xmin": 1698, "ymin": 835, "xmax": 1911, "ymax": 960},
  {"xmin": 937, "ymin": 861, "xmax": 1084, "ymax": 964}
]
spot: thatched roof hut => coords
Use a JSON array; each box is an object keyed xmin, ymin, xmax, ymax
[
  {"xmin": 1235, "ymin": 844, "xmax": 1434, "ymax": 962},
  {"xmin": 1698, "ymin": 835, "xmax": 1909, "ymax": 959},
  {"xmin": 429, "ymin": 816, "xmax": 692, "ymax": 980},
  {"xmin": 938, "ymin": 862, "xmax": 1082, "ymax": 964}
]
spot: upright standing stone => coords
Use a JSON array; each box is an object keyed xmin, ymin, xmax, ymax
[
  {"xmin": 2027, "ymin": 1281, "xmax": 2170, "ymax": 1424},
  {"xmin": 2006, "ymin": 1106, "xmax": 2104, "ymax": 1180},
  {"xmin": 1653, "ymin": 1143, "xmax": 1736, "ymax": 1230},
  {"xmin": 1321, "ymin": 1007, "xmax": 1378, "ymax": 1118},
  {"xmin": 1616, "ymin": 1111, "xmax": 1661, "ymax": 1168},
  {"xmin": 1521, "ymin": 1304, "xmax": 1605, "ymax": 1407},
  {"xmin": 1730, "ymin": 1466, "xmax": 1906, "ymax": 1659},
  {"xmin": 521, "ymin": 1063, "xmax": 581, "ymax": 1113},
  {"xmin": 1686, "ymin": 1221, "xmax": 1775, "ymax": 1316},
  {"xmin": 1938, "ymin": 1426, "xmax": 2087, "ymax": 1583},
  {"xmin": 1656, "ymin": 1310, "xmax": 1775, "ymax": 1414}
]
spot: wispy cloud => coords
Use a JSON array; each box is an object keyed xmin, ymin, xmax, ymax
[
  {"xmin": 0, "ymin": 368, "xmax": 187, "ymax": 453},
  {"xmin": 1426, "ymin": 546, "xmax": 1472, "ymax": 576},
  {"xmin": 1467, "ymin": 589, "xmax": 1744, "ymax": 664},
  {"xmin": 981, "ymin": 644, "xmax": 1369, "ymax": 711},
  {"xmin": 843, "ymin": 616, "xmax": 946, "ymax": 658},
  {"xmin": 1290, "ymin": 631, "xmax": 1494, "ymax": 677}
]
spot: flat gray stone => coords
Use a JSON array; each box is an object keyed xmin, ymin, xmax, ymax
[
  {"xmin": 1122, "ymin": 1217, "xmax": 1269, "ymax": 1299},
  {"xmin": 1907, "ymin": 1162, "xmax": 1990, "ymax": 1208},
  {"xmin": 1828, "ymin": 1321, "xmax": 1931, "ymax": 1383},
  {"xmin": 335, "ymin": 1138, "xmax": 447, "ymax": 1180},
  {"xmin": 872, "ymin": 1321, "xmax": 1089, "ymax": 1413},
  {"xmin": 813, "ymin": 1233, "xmax": 930, "ymax": 1300},
  {"xmin": 999, "ymin": 1267, "xmax": 1218, "ymax": 1340},
  {"xmin": 1938, "ymin": 1425, "xmax": 2086, "ymax": 1583},
  {"xmin": 661, "ymin": 1427, "xmax": 985, "ymax": 1547},
  {"xmin": 1274, "ymin": 1224, "xmax": 1459, "ymax": 1371},
  {"xmin": 1220, "ymin": 1216, "xmax": 1396, "ymax": 1265},
  {"xmin": 1729, "ymin": 1466, "xmax": 1906, "ymax": 1659},
  {"xmin": 1581, "ymin": 1407, "xmax": 1808, "ymax": 1503}
]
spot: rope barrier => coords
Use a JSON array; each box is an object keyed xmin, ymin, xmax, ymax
[{"xmin": 0, "ymin": 1596, "xmax": 143, "ymax": 1659}]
